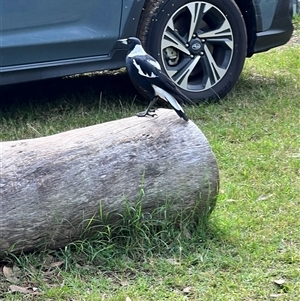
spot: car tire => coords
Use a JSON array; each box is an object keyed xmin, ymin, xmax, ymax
[{"xmin": 137, "ymin": 0, "xmax": 247, "ymax": 103}]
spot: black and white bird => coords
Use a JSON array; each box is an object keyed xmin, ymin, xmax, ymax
[{"xmin": 119, "ymin": 37, "xmax": 192, "ymax": 121}]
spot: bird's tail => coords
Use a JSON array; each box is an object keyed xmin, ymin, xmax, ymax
[
  {"xmin": 152, "ymin": 84, "xmax": 189, "ymax": 121},
  {"xmin": 175, "ymin": 88, "xmax": 194, "ymax": 105},
  {"xmin": 174, "ymin": 109, "xmax": 189, "ymax": 121}
]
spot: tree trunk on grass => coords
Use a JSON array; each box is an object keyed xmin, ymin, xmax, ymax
[{"xmin": 0, "ymin": 109, "xmax": 219, "ymax": 254}]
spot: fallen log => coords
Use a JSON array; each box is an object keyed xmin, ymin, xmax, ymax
[{"xmin": 0, "ymin": 109, "xmax": 219, "ymax": 254}]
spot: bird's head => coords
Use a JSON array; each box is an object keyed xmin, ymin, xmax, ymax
[{"xmin": 118, "ymin": 37, "xmax": 142, "ymax": 52}]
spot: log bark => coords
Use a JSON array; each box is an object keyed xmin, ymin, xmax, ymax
[{"xmin": 0, "ymin": 109, "xmax": 219, "ymax": 254}]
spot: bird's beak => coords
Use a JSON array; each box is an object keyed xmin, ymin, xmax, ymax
[{"xmin": 118, "ymin": 38, "xmax": 128, "ymax": 45}]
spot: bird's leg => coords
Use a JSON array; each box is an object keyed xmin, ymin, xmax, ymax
[{"xmin": 137, "ymin": 98, "xmax": 158, "ymax": 117}]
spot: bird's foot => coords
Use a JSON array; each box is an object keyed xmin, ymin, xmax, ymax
[{"xmin": 136, "ymin": 110, "xmax": 157, "ymax": 118}]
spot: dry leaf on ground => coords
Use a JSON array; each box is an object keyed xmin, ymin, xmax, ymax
[
  {"xmin": 9, "ymin": 285, "xmax": 41, "ymax": 295},
  {"xmin": 3, "ymin": 266, "xmax": 21, "ymax": 283},
  {"xmin": 183, "ymin": 286, "xmax": 192, "ymax": 294},
  {"xmin": 49, "ymin": 261, "xmax": 64, "ymax": 268},
  {"xmin": 273, "ymin": 279, "xmax": 286, "ymax": 286}
]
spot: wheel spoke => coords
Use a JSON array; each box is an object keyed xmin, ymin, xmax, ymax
[
  {"xmin": 186, "ymin": 2, "xmax": 212, "ymax": 41},
  {"xmin": 162, "ymin": 19, "xmax": 191, "ymax": 55},
  {"xmin": 169, "ymin": 56, "xmax": 201, "ymax": 89},
  {"xmin": 203, "ymin": 44, "xmax": 227, "ymax": 84},
  {"xmin": 198, "ymin": 19, "xmax": 234, "ymax": 49}
]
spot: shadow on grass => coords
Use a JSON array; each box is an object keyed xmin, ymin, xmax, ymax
[
  {"xmin": 0, "ymin": 71, "xmax": 141, "ymax": 112},
  {"xmin": 0, "ymin": 67, "xmax": 290, "ymax": 114}
]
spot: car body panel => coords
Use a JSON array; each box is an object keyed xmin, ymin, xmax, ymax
[
  {"xmin": 0, "ymin": 0, "xmax": 145, "ymax": 85},
  {"xmin": 253, "ymin": 0, "xmax": 294, "ymax": 53},
  {"xmin": 1, "ymin": 0, "xmax": 122, "ymax": 66},
  {"xmin": 254, "ymin": 0, "xmax": 279, "ymax": 31},
  {"xmin": 120, "ymin": 0, "xmax": 147, "ymax": 37}
]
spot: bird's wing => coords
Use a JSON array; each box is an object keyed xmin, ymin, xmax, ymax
[
  {"xmin": 131, "ymin": 55, "xmax": 161, "ymax": 79},
  {"xmin": 132, "ymin": 55, "xmax": 193, "ymax": 105},
  {"xmin": 154, "ymin": 71, "xmax": 194, "ymax": 105}
]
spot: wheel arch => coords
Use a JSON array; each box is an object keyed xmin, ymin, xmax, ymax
[
  {"xmin": 119, "ymin": 0, "xmax": 148, "ymax": 39},
  {"xmin": 231, "ymin": 0, "xmax": 258, "ymax": 57},
  {"xmin": 136, "ymin": 0, "xmax": 164, "ymax": 49}
]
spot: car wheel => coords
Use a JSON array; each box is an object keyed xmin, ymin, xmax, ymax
[{"xmin": 138, "ymin": 0, "xmax": 247, "ymax": 103}]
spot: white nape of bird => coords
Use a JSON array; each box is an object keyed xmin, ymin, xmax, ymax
[{"xmin": 119, "ymin": 37, "xmax": 192, "ymax": 121}]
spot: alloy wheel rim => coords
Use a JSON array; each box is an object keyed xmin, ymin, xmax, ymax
[{"xmin": 161, "ymin": 1, "xmax": 234, "ymax": 92}]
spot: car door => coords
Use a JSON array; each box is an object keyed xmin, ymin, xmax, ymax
[{"xmin": 0, "ymin": 0, "xmax": 122, "ymax": 67}]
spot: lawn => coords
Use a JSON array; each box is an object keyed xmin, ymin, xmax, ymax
[{"xmin": 0, "ymin": 17, "xmax": 299, "ymax": 301}]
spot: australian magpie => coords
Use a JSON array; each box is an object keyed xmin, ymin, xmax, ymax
[{"xmin": 119, "ymin": 37, "xmax": 191, "ymax": 121}]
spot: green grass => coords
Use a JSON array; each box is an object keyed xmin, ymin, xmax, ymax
[{"xmin": 1, "ymin": 18, "xmax": 299, "ymax": 300}]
